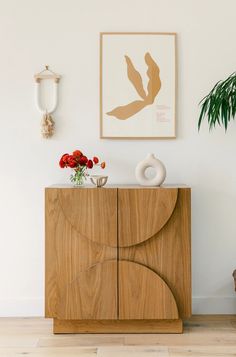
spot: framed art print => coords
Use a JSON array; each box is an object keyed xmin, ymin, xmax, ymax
[{"xmin": 100, "ymin": 32, "xmax": 176, "ymax": 139}]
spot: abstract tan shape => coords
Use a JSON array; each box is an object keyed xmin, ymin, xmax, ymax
[
  {"xmin": 145, "ymin": 52, "xmax": 161, "ymax": 104},
  {"xmin": 106, "ymin": 52, "xmax": 161, "ymax": 120},
  {"xmin": 106, "ymin": 100, "xmax": 146, "ymax": 120},
  {"xmin": 125, "ymin": 55, "xmax": 146, "ymax": 99}
]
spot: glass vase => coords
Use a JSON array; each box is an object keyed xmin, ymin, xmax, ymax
[{"xmin": 70, "ymin": 169, "xmax": 86, "ymax": 187}]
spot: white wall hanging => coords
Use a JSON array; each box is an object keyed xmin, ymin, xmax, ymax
[{"xmin": 34, "ymin": 65, "xmax": 61, "ymax": 138}]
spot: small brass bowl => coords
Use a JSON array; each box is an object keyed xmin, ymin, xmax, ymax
[{"xmin": 90, "ymin": 175, "xmax": 108, "ymax": 187}]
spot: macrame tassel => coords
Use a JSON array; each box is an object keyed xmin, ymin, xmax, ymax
[{"xmin": 41, "ymin": 113, "xmax": 55, "ymax": 138}]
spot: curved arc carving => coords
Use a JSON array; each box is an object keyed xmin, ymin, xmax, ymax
[
  {"xmin": 56, "ymin": 196, "xmax": 111, "ymax": 249},
  {"xmin": 59, "ymin": 259, "xmax": 117, "ymax": 290},
  {"xmin": 57, "ymin": 260, "xmax": 117, "ymax": 320},
  {"xmin": 57, "ymin": 190, "xmax": 117, "ymax": 248},
  {"xmin": 119, "ymin": 258, "xmax": 178, "ymax": 306},
  {"xmin": 120, "ymin": 199, "xmax": 179, "ymax": 248},
  {"xmin": 119, "ymin": 259, "xmax": 179, "ymax": 305},
  {"xmin": 119, "ymin": 189, "xmax": 179, "ymax": 247},
  {"xmin": 119, "ymin": 260, "xmax": 179, "ymax": 319}
]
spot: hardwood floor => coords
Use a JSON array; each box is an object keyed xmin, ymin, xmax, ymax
[{"xmin": 0, "ymin": 316, "xmax": 235, "ymax": 356}]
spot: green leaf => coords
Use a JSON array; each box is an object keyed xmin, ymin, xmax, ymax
[{"xmin": 198, "ymin": 72, "xmax": 236, "ymax": 131}]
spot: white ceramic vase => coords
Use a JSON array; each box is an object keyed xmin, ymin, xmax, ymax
[{"xmin": 135, "ymin": 153, "xmax": 166, "ymax": 187}]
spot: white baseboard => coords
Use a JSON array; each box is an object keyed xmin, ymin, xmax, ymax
[
  {"xmin": 0, "ymin": 298, "xmax": 44, "ymax": 317},
  {"xmin": 192, "ymin": 296, "xmax": 236, "ymax": 314},
  {"xmin": 0, "ymin": 297, "xmax": 235, "ymax": 317}
]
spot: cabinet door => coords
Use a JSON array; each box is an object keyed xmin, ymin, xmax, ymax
[
  {"xmin": 118, "ymin": 188, "xmax": 191, "ymax": 319},
  {"xmin": 45, "ymin": 187, "xmax": 117, "ymax": 320}
]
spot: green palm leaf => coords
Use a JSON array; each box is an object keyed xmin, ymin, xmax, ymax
[{"xmin": 198, "ymin": 72, "xmax": 236, "ymax": 131}]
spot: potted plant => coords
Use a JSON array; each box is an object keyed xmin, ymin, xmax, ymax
[
  {"xmin": 198, "ymin": 73, "xmax": 236, "ymax": 291},
  {"xmin": 198, "ymin": 72, "xmax": 236, "ymax": 130}
]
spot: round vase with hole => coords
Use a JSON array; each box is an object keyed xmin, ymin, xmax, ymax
[{"xmin": 135, "ymin": 153, "xmax": 166, "ymax": 187}]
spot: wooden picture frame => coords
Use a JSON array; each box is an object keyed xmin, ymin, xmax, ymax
[{"xmin": 100, "ymin": 32, "xmax": 177, "ymax": 139}]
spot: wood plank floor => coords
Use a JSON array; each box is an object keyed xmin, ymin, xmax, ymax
[{"xmin": 0, "ymin": 316, "xmax": 235, "ymax": 356}]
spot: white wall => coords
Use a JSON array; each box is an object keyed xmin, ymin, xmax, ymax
[{"xmin": 0, "ymin": 0, "xmax": 236, "ymax": 316}]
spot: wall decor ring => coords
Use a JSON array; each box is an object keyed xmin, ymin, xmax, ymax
[{"xmin": 135, "ymin": 153, "xmax": 166, "ymax": 186}]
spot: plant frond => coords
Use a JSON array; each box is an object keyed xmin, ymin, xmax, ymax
[{"xmin": 198, "ymin": 72, "xmax": 236, "ymax": 131}]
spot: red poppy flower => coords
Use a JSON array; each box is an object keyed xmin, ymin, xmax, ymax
[
  {"xmin": 87, "ymin": 159, "xmax": 93, "ymax": 169},
  {"xmin": 67, "ymin": 155, "xmax": 77, "ymax": 168},
  {"xmin": 59, "ymin": 158, "xmax": 65, "ymax": 168},
  {"xmin": 101, "ymin": 162, "xmax": 106, "ymax": 169},
  {"xmin": 93, "ymin": 156, "xmax": 99, "ymax": 164},
  {"xmin": 62, "ymin": 154, "xmax": 69, "ymax": 162},
  {"xmin": 73, "ymin": 150, "xmax": 83, "ymax": 157},
  {"xmin": 79, "ymin": 156, "xmax": 88, "ymax": 166},
  {"xmin": 59, "ymin": 153, "xmax": 69, "ymax": 168}
]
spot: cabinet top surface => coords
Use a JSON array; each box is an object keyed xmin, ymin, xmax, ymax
[{"xmin": 46, "ymin": 184, "xmax": 190, "ymax": 189}]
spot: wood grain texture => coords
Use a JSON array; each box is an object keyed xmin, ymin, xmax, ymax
[
  {"xmin": 119, "ymin": 261, "xmax": 179, "ymax": 320},
  {"xmin": 57, "ymin": 261, "xmax": 117, "ymax": 320},
  {"xmin": 118, "ymin": 188, "xmax": 178, "ymax": 247},
  {"xmin": 46, "ymin": 186, "xmax": 191, "ymax": 330},
  {"xmin": 58, "ymin": 187, "xmax": 117, "ymax": 247},
  {"xmin": 45, "ymin": 188, "xmax": 117, "ymax": 319},
  {"xmin": 45, "ymin": 188, "xmax": 59, "ymax": 317},
  {"xmin": 119, "ymin": 188, "xmax": 191, "ymax": 318},
  {"xmin": 53, "ymin": 318, "xmax": 183, "ymax": 334}
]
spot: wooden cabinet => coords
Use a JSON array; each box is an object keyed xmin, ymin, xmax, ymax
[{"xmin": 45, "ymin": 186, "xmax": 191, "ymax": 333}]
